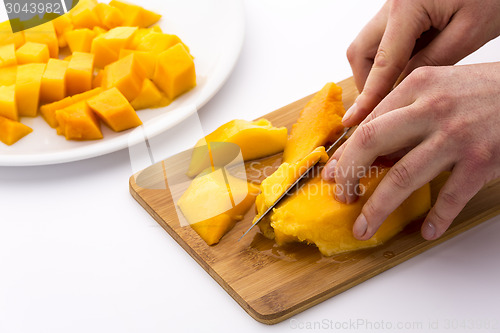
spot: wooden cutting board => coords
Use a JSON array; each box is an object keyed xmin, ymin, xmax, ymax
[{"xmin": 129, "ymin": 77, "xmax": 500, "ymax": 324}]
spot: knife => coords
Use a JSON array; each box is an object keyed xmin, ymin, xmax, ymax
[{"xmin": 238, "ymin": 127, "xmax": 352, "ymax": 241}]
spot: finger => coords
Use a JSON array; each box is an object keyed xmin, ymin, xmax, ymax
[
  {"xmin": 347, "ymin": 2, "xmax": 390, "ymax": 92},
  {"xmin": 342, "ymin": 1, "xmax": 431, "ymax": 127},
  {"xmin": 322, "ymin": 140, "xmax": 349, "ymax": 182},
  {"xmin": 421, "ymin": 160, "xmax": 486, "ymax": 240},
  {"xmin": 335, "ymin": 104, "xmax": 431, "ymax": 204},
  {"xmin": 352, "ymin": 136, "xmax": 454, "ymax": 240}
]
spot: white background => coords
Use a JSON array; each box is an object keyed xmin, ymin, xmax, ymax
[{"xmin": 1, "ymin": 0, "xmax": 500, "ymax": 332}]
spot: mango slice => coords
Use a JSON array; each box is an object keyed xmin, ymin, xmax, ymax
[
  {"xmin": 0, "ymin": 85, "xmax": 18, "ymax": 121},
  {"xmin": 0, "ymin": 21, "xmax": 25, "ymax": 48},
  {"xmin": 101, "ymin": 53, "xmax": 146, "ymax": 101},
  {"xmin": 283, "ymin": 82, "xmax": 345, "ymax": 164},
  {"xmin": 135, "ymin": 32, "xmax": 182, "ymax": 54},
  {"xmin": 23, "ymin": 22, "xmax": 59, "ymax": 58},
  {"xmin": 87, "ymin": 87, "xmax": 142, "ymax": 131},
  {"xmin": 56, "ymin": 101, "xmax": 103, "ymax": 140},
  {"xmin": 93, "ymin": 3, "xmax": 124, "ymax": 29},
  {"xmin": 66, "ymin": 52, "xmax": 95, "ymax": 96},
  {"xmin": 41, "ymin": 59, "xmax": 69, "ymax": 103},
  {"xmin": 187, "ymin": 119, "xmax": 288, "ymax": 178},
  {"xmin": 0, "ymin": 116, "xmax": 32, "ymax": 145},
  {"xmin": 15, "ymin": 42, "xmax": 50, "ymax": 64},
  {"xmin": 65, "ymin": 28, "xmax": 96, "ymax": 53},
  {"xmin": 91, "ymin": 26, "xmax": 137, "ymax": 68},
  {"xmin": 178, "ymin": 167, "xmax": 260, "ymax": 245},
  {"xmin": 70, "ymin": 0, "xmax": 101, "ymax": 29},
  {"xmin": 0, "ymin": 66, "xmax": 17, "ymax": 85},
  {"xmin": 16, "ymin": 63, "xmax": 46, "ymax": 117},
  {"xmin": 119, "ymin": 49, "xmax": 158, "ymax": 78},
  {"xmin": 0, "ymin": 44, "xmax": 17, "ymax": 68},
  {"xmin": 153, "ymin": 43, "xmax": 196, "ymax": 100},
  {"xmin": 130, "ymin": 78, "xmax": 165, "ymax": 110},
  {"xmin": 109, "ymin": 0, "xmax": 161, "ymax": 28}
]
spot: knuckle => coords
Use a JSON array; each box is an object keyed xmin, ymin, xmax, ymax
[
  {"xmin": 362, "ymin": 199, "xmax": 383, "ymax": 224},
  {"xmin": 356, "ymin": 121, "xmax": 378, "ymax": 150},
  {"xmin": 388, "ymin": 162, "xmax": 413, "ymax": 189},
  {"xmin": 439, "ymin": 190, "xmax": 463, "ymax": 208},
  {"xmin": 407, "ymin": 66, "xmax": 433, "ymax": 85},
  {"xmin": 429, "ymin": 206, "xmax": 452, "ymax": 228},
  {"xmin": 346, "ymin": 44, "xmax": 357, "ymax": 63}
]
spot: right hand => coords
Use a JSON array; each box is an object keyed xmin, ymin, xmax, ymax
[{"xmin": 342, "ymin": 0, "xmax": 500, "ymax": 127}]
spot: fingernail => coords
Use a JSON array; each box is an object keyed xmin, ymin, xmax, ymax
[
  {"xmin": 335, "ymin": 184, "xmax": 346, "ymax": 203},
  {"xmin": 422, "ymin": 221, "xmax": 436, "ymax": 240},
  {"xmin": 353, "ymin": 213, "xmax": 368, "ymax": 239},
  {"xmin": 342, "ymin": 103, "xmax": 357, "ymax": 123},
  {"xmin": 322, "ymin": 159, "xmax": 337, "ymax": 181}
]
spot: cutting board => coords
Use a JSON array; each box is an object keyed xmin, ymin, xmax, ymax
[{"xmin": 129, "ymin": 77, "xmax": 500, "ymax": 324}]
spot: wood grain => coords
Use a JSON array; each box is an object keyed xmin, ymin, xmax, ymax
[{"xmin": 129, "ymin": 77, "xmax": 500, "ymax": 324}]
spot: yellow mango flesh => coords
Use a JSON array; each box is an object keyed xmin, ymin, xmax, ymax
[
  {"xmin": 0, "ymin": 21, "xmax": 25, "ymax": 48},
  {"xmin": 178, "ymin": 168, "xmax": 260, "ymax": 245},
  {"xmin": 91, "ymin": 26, "xmax": 137, "ymax": 68},
  {"xmin": 268, "ymin": 167, "xmax": 431, "ymax": 256},
  {"xmin": 0, "ymin": 116, "xmax": 32, "ymax": 145},
  {"xmin": 130, "ymin": 78, "xmax": 166, "ymax": 110},
  {"xmin": 65, "ymin": 28, "xmax": 96, "ymax": 53},
  {"xmin": 0, "ymin": 66, "xmax": 17, "ymax": 86},
  {"xmin": 0, "ymin": 44, "xmax": 17, "ymax": 68},
  {"xmin": 153, "ymin": 43, "xmax": 196, "ymax": 100},
  {"xmin": 86, "ymin": 87, "xmax": 142, "ymax": 131},
  {"xmin": 0, "ymin": 85, "xmax": 18, "ymax": 121},
  {"xmin": 16, "ymin": 63, "xmax": 46, "ymax": 117},
  {"xmin": 56, "ymin": 101, "xmax": 103, "ymax": 140},
  {"xmin": 15, "ymin": 42, "xmax": 50, "ymax": 64},
  {"xmin": 187, "ymin": 119, "xmax": 288, "ymax": 178},
  {"xmin": 119, "ymin": 49, "xmax": 157, "ymax": 78},
  {"xmin": 93, "ymin": 3, "xmax": 124, "ymax": 29},
  {"xmin": 41, "ymin": 59, "xmax": 69, "ymax": 103},
  {"xmin": 109, "ymin": 0, "xmax": 161, "ymax": 28},
  {"xmin": 70, "ymin": 0, "xmax": 101, "ymax": 29},
  {"xmin": 283, "ymin": 82, "xmax": 345, "ymax": 164},
  {"xmin": 23, "ymin": 22, "xmax": 59, "ymax": 58},
  {"xmin": 66, "ymin": 52, "xmax": 95, "ymax": 96},
  {"xmin": 101, "ymin": 53, "xmax": 145, "ymax": 101},
  {"xmin": 135, "ymin": 32, "xmax": 182, "ymax": 53},
  {"xmin": 40, "ymin": 87, "xmax": 103, "ymax": 128}
]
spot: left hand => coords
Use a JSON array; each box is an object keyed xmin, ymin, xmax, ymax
[{"xmin": 321, "ymin": 62, "xmax": 500, "ymax": 241}]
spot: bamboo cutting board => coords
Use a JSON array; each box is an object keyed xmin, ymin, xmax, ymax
[{"xmin": 129, "ymin": 77, "xmax": 500, "ymax": 324}]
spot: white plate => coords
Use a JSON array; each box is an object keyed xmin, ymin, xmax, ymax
[{"xmin": 0, "ymin": 0, "xmax": 245, "ymax": 166}]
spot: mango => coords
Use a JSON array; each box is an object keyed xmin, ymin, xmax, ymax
[
  {"xmin": 283, "ymin": 82, "xmax": 345, "ymax": 164},
  {"xmin": 0, "ymin": 66, "xmax": 17, "ymax": 85},
  {"xmin": 130, "ymin": 78, "xmax": 165, "ymax": 110},
  {"xmin": 91, "ymin": 26, "xmax": 137, "ymax": 68},
  {"xmin": 0, "ymin": 44, "xmax": 17, "ymax": 68},
  {"xmin": 66, "ymin": 51, "xmax": 94, "ymax": 96},
  {"xmin": 93, "ymin": 70, "xmax": 104, "ymax": 88},
  {"xmin": 40, "ymin": 87, "xmax": 102, "ymax": 128},
  {"xmin": 0, "ymin": 85, "xmax": 18, "ymax": 121},
  {"xmin": 109, "ymin": 0, "xmax": 161, "ymax": 28},
  {"xmin": 0, "ymin": 21, "xmax": 25, "ymax": 49},
  {"xmin": 56, "ymin": 101, "xmax": 103, "ymax": 140},
  {"xmin": 40, "ymin": 58, "xmax": 69, "ymax": 103},
  {"xmin": 16, "ymin": 63, "xmax": 46, "ymax": 117},
  {"xmin": 135, "ymin": 32, "xmax": 183, "ymax": 54},
  {"xmin": 119, "ymin": 49, "xmax": 157, "ymax": 78},
  {"xmin": 86, "ymin": 87, "xmax": 142, "ymax": 131},
  {"xmin": 101, "ymin": 53, "xmax": 145, "ymax": 101},
  {"xmin": 153, "ymin": 43, "xmax": 196, "ymax": 100},
  {"xmin": 93, "ymin": 3, "xmax": 124, "ymax": 29},
  {"xmin": 177, "ymin": 167, "xmax": 260, "ymax": 245},
  {"xmin": 23, "ymin": 22, "xmax": 59, "ymax": 58},
  {"xmin": 187, "ymin": 119, "xmax": 288, "ymax": 178},
  {"xmin": 15, "ymin": 42, "xmax": 50, "ymax": 64},
  {"xmin": 0, "ymin": 116, "xmax": 32, "ymax": 145},
  {"xmin": 70, "ymin": 0, "xmax": 101, "ymax": 29},
  {"xmin": 64, "ymin": 28, "xmax": 96, "ymax": 53},
  {"xmin": 52, "ymin": 14, "xmax": 74, "ymax": 48}
]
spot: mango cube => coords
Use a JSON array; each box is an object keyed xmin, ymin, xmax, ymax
[
  {"xmin": 66, "ymin": 52, "xmax": 94, "ymax": 96},
  {"xmin": 109, "ymin": 0, "xmax": 161, "ymax": 28},
  {"xmin": 41, "ymin": 59, "xmax": 69, "ymax": 103},
  {"xmin": 130, "ymin": 78, "xmax": 165, "ymax": 110},
  {"xmin": 0, "ymin": 21, "xmax": 25, "ymax": 49},
  {"xmin": 0, "ymin": 85, "xmax": 18, "ymax": 121},
  {"xmin": 52, "ymin": 14, "xmax": 74, "ymax": 48},
  {"xmin": 0, "ymin": 116, "xmax": 32, "ymax": 145},
  {"xmin": 70, "ymin": 0, "xmax": 101, "ymax": 29},
  {"xmin": 56, "ymin": 101, "xmax": 103, "ymax": 140},
  {"xmin": 40, "ymin": 87, "xmax": 102, "ymax": 128},
  {"xmin": 102, "ymin": 53, "xmax": 145, "ymax": 101},
  {"xmin": 93, "ymin": 3, "xmax": 124, "ymax": 29},
  {"xmin": 64, "ymin": 28, "xmax": 96, "ymax": 53},
  {"xmin": 0, "ymin": 66, "xmax": 17, "ymax": 85},
  {"xmin": 16, "ymin": 63, "xmax": 46, "ymax": 117},
  {"xmin": 15, "ymin": 42, "xmax": 50, "ymax": 64},
  {"xmin": 136, "ymin": 32, "xmax": 183, "ymax": 54},
  {"xmin": 119, "ymin": 49, "xmax": 157, "ymax": 77},
  {"xmin": 91, "ymin": 26, "xmax": 137, "ymax": 68},
  {"xmin": 87, "ymin": 87, "xmax": 142, "ymax": 131},
  {"xmin": 0, "ymin": 44, "xmax": 17, "ymax": 68},
  {"xmin": 23, "ymin": 22, "xmax": 59, "ymax": 58},
  {"xmin": 153, "ymin": 43, "xmax": 196, "ymax": 99}
]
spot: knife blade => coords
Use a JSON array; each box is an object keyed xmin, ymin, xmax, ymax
[{"xmin": 238, "ymin": 127, "xmax": 352, "ymax": 241}]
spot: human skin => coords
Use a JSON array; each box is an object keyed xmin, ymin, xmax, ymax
[{"xmin": 321, "ymin": 0, "xmax": 500, "ymax": 241}]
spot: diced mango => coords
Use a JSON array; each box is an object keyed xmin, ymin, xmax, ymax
[
  {"xmin": 0, "ymin": 116, "xmax": 32, "ymax": 145},
  {"xmin": 93, "ymin": 3, "xmax": 124, "ymax": 29},
  {"xmin": 101, "ymin": 53, "xmax": 145, "ymax": 101},
  {"xmin": 64, "ymin": 28, "xmax": 96, "ymax": 53},
  {"xmin": 153, "ymin": 43, "xmax": 196, "ymax": 99},
  {"xmin": 52, "ymin": 14, "xmax": 74, "ymax": 37},
  {"xmin": 40, "ymin": 87, "xmax": 102, "ymax": 128},
  {"xmin": 136, "ymin": 32, "xmax": 183, "ymax": 54},
  {"xmin": 55, "ymin": 101, "xmax": 103, "ymax": 140},
  {"xmin": 66, "ymin": 52, "xmax": 94, "ymax": 96},
  {"xmin": 23, "ymin": 22, "xmax": 59, "ymax": 58},
  {"xmin": 15, "ymin": 42, "xmax": 50, "ymax": 64},
  {"xmin": 0, "ymin": 44, "xmax": 17, "ymax": 68},
  {"xmin": 70, "ymin": 0, "xmax": 101, "ymax": 29},
  {"xmin": 16, "ymin": 63, "xmax": 46, "ymax": 117},
  {"xmin": 86, "ymin": 87, "xmax": 142, "ymax": 131},
  {"xmin": 0, "ymin": 85, "xmax": 18, "ymax": 121},
  {"xmin": 93, "ymin": 26, "xmax": 107, "ymax": 36},
  {"xmin": 0, "ymin": 21, "xmax": 25, "ymax": 49},
  {"xmin": 130, "ymin": 78, "xmax": 164, "ymax": 110},
  {"xmin": 119, "ymin": 48, "xmax": 157, "ymax": 77},
  {"xmin": 93, "ymin": 70, "xmax": 104, "ymax": 88},
  {"xmin": 91, "ymin": 26, "xmax": 137, "ymax": 68},
  {"xmin": 0, "ymin": 66, "xmax": 17, "ymax": 86},
  {"xmin": 41, "ymin": 58, "xmax": 69, "ymax": 103},
  {"xmin": 109, "ymin": 0, "xmax": 161, "ymax": 28}
]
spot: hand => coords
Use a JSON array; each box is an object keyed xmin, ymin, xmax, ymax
[
  {"xmin": 322, "ymin": 63, "xmax": 500, "ymax": 240},
  {"xmin": 343, "ymin": 0, "xmax": 500, "ymax": 126}
]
